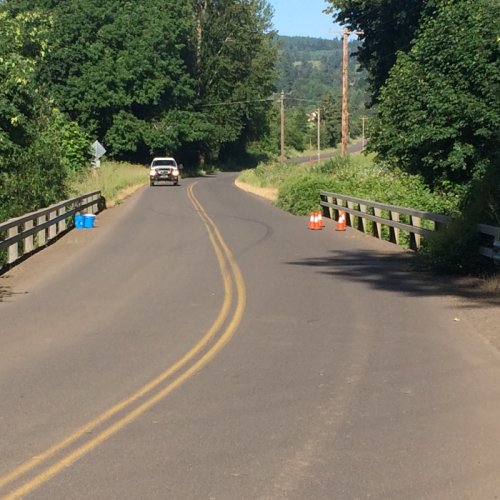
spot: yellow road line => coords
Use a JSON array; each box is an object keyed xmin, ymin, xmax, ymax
[{"xmin": 1, "ymin": 181, "xmax": 246, "ymax": 499}]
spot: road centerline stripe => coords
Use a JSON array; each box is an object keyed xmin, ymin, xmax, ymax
[{"xmin": 1, "ymin": 180, "xmax": 246, "ymax": 499}]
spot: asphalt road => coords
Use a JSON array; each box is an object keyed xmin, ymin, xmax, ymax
[
  {"xmin": 1, "ymin": 174, "xmax": 499, "ymax": 499},
  {"xmin": 289, "ymin": 141, "xmax": 365, "ymax": 164}
]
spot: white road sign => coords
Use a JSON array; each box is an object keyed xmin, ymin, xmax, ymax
[{"xmin": 91, "ymin": 140, "xmax": 106, "ymax": 159}]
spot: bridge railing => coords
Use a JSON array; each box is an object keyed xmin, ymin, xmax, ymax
[
  {"xmin": 0, "ymin": 191, "xmax": 101, "ymax": 270},
  {"xmin": 320, "ymin": 191, "xmax": 500, "ymax": 264}
]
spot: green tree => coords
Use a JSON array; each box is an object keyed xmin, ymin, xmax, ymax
[
  {"xmin": 0, "ymin": 8, "xmax": 50, "ymax": 157},
  {"xmin": 370, "ymin": 0, "xmax": 499, "ymax": 220},
  {"xmin": 7, "ymin": 0, "xmax": 277, "ymax": 163},
  {"xmin": 193, "ymin": 0, "xmax": 277, "ymax": 162},
  {"xmin": 24, "ymin": 0, "xmax": 197, "ymax": 159},
  {"xmin": 0, "ymin": 7, "xmax": 88, "ymax": 221},
  {"xmin": 286, "ymin": 107, "xmax": 308, "ymax": 151},
  {"xmin": 321, "ymin": 94, "xmax": 342, "ymax": 148},
  {"xmin": 324, "ymin": 0, "xmax": 430, "ymax": 101}
]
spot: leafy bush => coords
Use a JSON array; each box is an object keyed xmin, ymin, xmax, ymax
[
  {"xmin": 0, "ymin": 136, "xmax": 70, "ymax": 223},
  {"xmin": 240, "ymin": 153, "xmax": 462, "ymax": 219},
  {"xmin": 276, "ymin": 174, "xmax": 337, "ymax": 215}
]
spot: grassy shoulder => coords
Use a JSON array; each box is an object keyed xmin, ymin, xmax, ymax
[
  {"xmin": 69, "ymin": 161, "xmax": 149, "ymax": 206},
  {"xmin": 238, "ymin": 151, "xmax": 460, "ymax": 216}
]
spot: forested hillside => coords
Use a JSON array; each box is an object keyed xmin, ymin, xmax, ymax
[
  {"xmin": 276, "ymin": 36, "xmax": 367, "ymax": 112},
  {"xmin": 274, "ymin": 35, "xmax": 369, "ymax": 142}
]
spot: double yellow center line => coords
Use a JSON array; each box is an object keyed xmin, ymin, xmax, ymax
[{"xmin": 0, "ymin": 181, "xmax": 246, "ymax": 499}]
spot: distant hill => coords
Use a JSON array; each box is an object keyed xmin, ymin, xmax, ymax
[{"xmin": 275, "ymin": 35, "xmax": 369, "ymax": 133}]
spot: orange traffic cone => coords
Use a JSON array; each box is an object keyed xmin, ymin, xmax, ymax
[
  {"xmin": 317, "ymin": 211, "xmax": 325, "ymax": 228},
  {"xmin": 336, "ymin": 210, "xmax": 347, "ymax": 231},
  {"xmin": 308, "ymin": 212, "xmax": 316, "ymax": 230},
  {"xmin": 308, "ymin": 211, "xmax": 321, "ymax": 230},
  {"xmin": 314, "ymin": 212, "xmax": 322, "ymax": 230}
]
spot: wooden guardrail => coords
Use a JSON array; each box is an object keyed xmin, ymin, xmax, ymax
[
  {"xmin": 0, "ymin": 191, "xmax": 101, "ymax": 270},
  {"xmin": 320, "ymin": 191, "xmax": 500, "ymax": 264}
]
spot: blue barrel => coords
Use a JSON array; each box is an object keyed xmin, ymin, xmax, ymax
[
  {"xmin": 74, "ymin": 214, "xmax": 85, "ymax": 229},
  {"xmin": 83, "ymin": 214, "xmax": 96, "ymax": 228}
]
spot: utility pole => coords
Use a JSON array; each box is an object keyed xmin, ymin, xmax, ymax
[
  {"xmin": 280, "ymin": 90, "xmax": 285, "ymax": 163},
  {"xmin": 341, "ymin": 28, "xmax": 363, "ymax": 155},
  {"xmin": 361, "ymin": 116, "xmax": 367, "ymax": 150},
  {"xmin": 317, "ymin": 108, "xmax": 321, "ymax": 164}
]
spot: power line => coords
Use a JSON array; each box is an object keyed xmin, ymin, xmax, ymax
[
  {"xmin": 201, "ymin": 97, "xmax": 275, "ymax": 107},
  {"xmin": 286, "ymin": 97, "xmax": 320, "ymax": 104}
]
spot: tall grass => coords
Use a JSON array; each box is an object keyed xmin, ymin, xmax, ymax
[
  {"xmin": 239, "ymin": 152, "xmax": 460, "ymax": 217},
  {"xmin": 69, "ymin": 161, "xmax": 148, "ymax": 203}
]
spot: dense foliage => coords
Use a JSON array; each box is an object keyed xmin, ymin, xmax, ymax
[
  {"xmin": 370, "ymin": 0, "xmax": 500, "ymax": 223},
  {"xmin": 276, "ymin": 155, "xmax": 460, "ymax": 216},
  {"xmin": 0, "ymin": 8, "xmax": 89, "ymax": 222},
  {"xmin": 324, "ymin": 0, "xmax": 429, "ymax": 101},
  {"xmin": 326, "ymin": 0, "xmax": 500, "ymax": 228},
  {"xmin": 5, "ymin": 0, "xmax": 277, "ymax": 162},
  {"xmin": 0, "ymin": 0, "xmax": 277, "ymax": 221}
]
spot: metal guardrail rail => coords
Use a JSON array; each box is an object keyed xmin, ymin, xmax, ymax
[
  {"xmin": 0, "ymin": 191, "xmax": 101, "ymax": 269},
  {"xmin": 320, "ymin": 191, "xmax": 500, "ymax": 264}
]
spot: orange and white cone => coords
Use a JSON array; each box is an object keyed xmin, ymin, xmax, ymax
[
  {"xmin": 308, "ymin": 212, "xmax": 316, "ymax": 230},
  {"xmin": 314, "ymin": 212, "xmax": 321, "ymax": 230},
  {"xmin": 317, "ymin": 211, "xmax": 325, "ymax": 228},
  {"xmin": 336, "ymin": 210, "xmax": 346, "ymax": 231}
]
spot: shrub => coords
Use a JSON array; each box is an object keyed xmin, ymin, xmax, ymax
[{"xmin": 276, "ymin": 174, "xmax": 337, "ymax": 215}]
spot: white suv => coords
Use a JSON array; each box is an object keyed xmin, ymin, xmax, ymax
[{"xmin": 149, "ymin": 157, "xmax": 181, "ymax": 186}]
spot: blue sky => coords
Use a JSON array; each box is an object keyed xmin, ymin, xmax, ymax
[{"xmin": 268, "ymin": 0, "xmax": 341, "ymax": 39}]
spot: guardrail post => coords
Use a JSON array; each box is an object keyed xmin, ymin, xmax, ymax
[
  {"xmin": 48, "ymin": 210, "xmax": 57, "ymax": 241},
  {"xmin": 327, "ymin": 196, "xmax": 334, "ymax": 220},
  {"xmin": 410, "ymin": 216, "xmax": 422, "ymax": 250},
  {"xmin": 37, "ymin": 214, "xmax": 47, "ymax": 247},
  {"xmin": 347, "ymin": 201, "xmax": 354, "ymax": 227},
  {"xmin": 373, "ymin": 207, "xmax": 382, "ymax": 240},
  {"xmin": 359, "ymin": 204, "xmax": 367, "ymax": 233},
  {"xmin": 333, "ymin": 196, "xmax": 340, "ymax": 220},
  {"xmin": 24, "ymin": 220, "xmax": 34, "ymax": 254},
  {"xmin": 389, "ymin": 211, "xmax": 400, "ymax": 245},
  {"xmin": 7, "ymin": 226, "xmax": 19, "ymax": 264},
  {"xmin": 58, "ymin": 207, "xmax": 67, "ymax": 233}
]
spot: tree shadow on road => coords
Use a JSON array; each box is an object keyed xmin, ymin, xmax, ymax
[
  {"xmin": 0, "ymin": 283, "xmax": 12, "ymax": 303},
  {"xmin": 0, "ymin": 275, "xmax": 29, "ymax": 303},
  {"xmin": 285, "ymin": 249, "xmax": 500, "ymax": 309}
]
